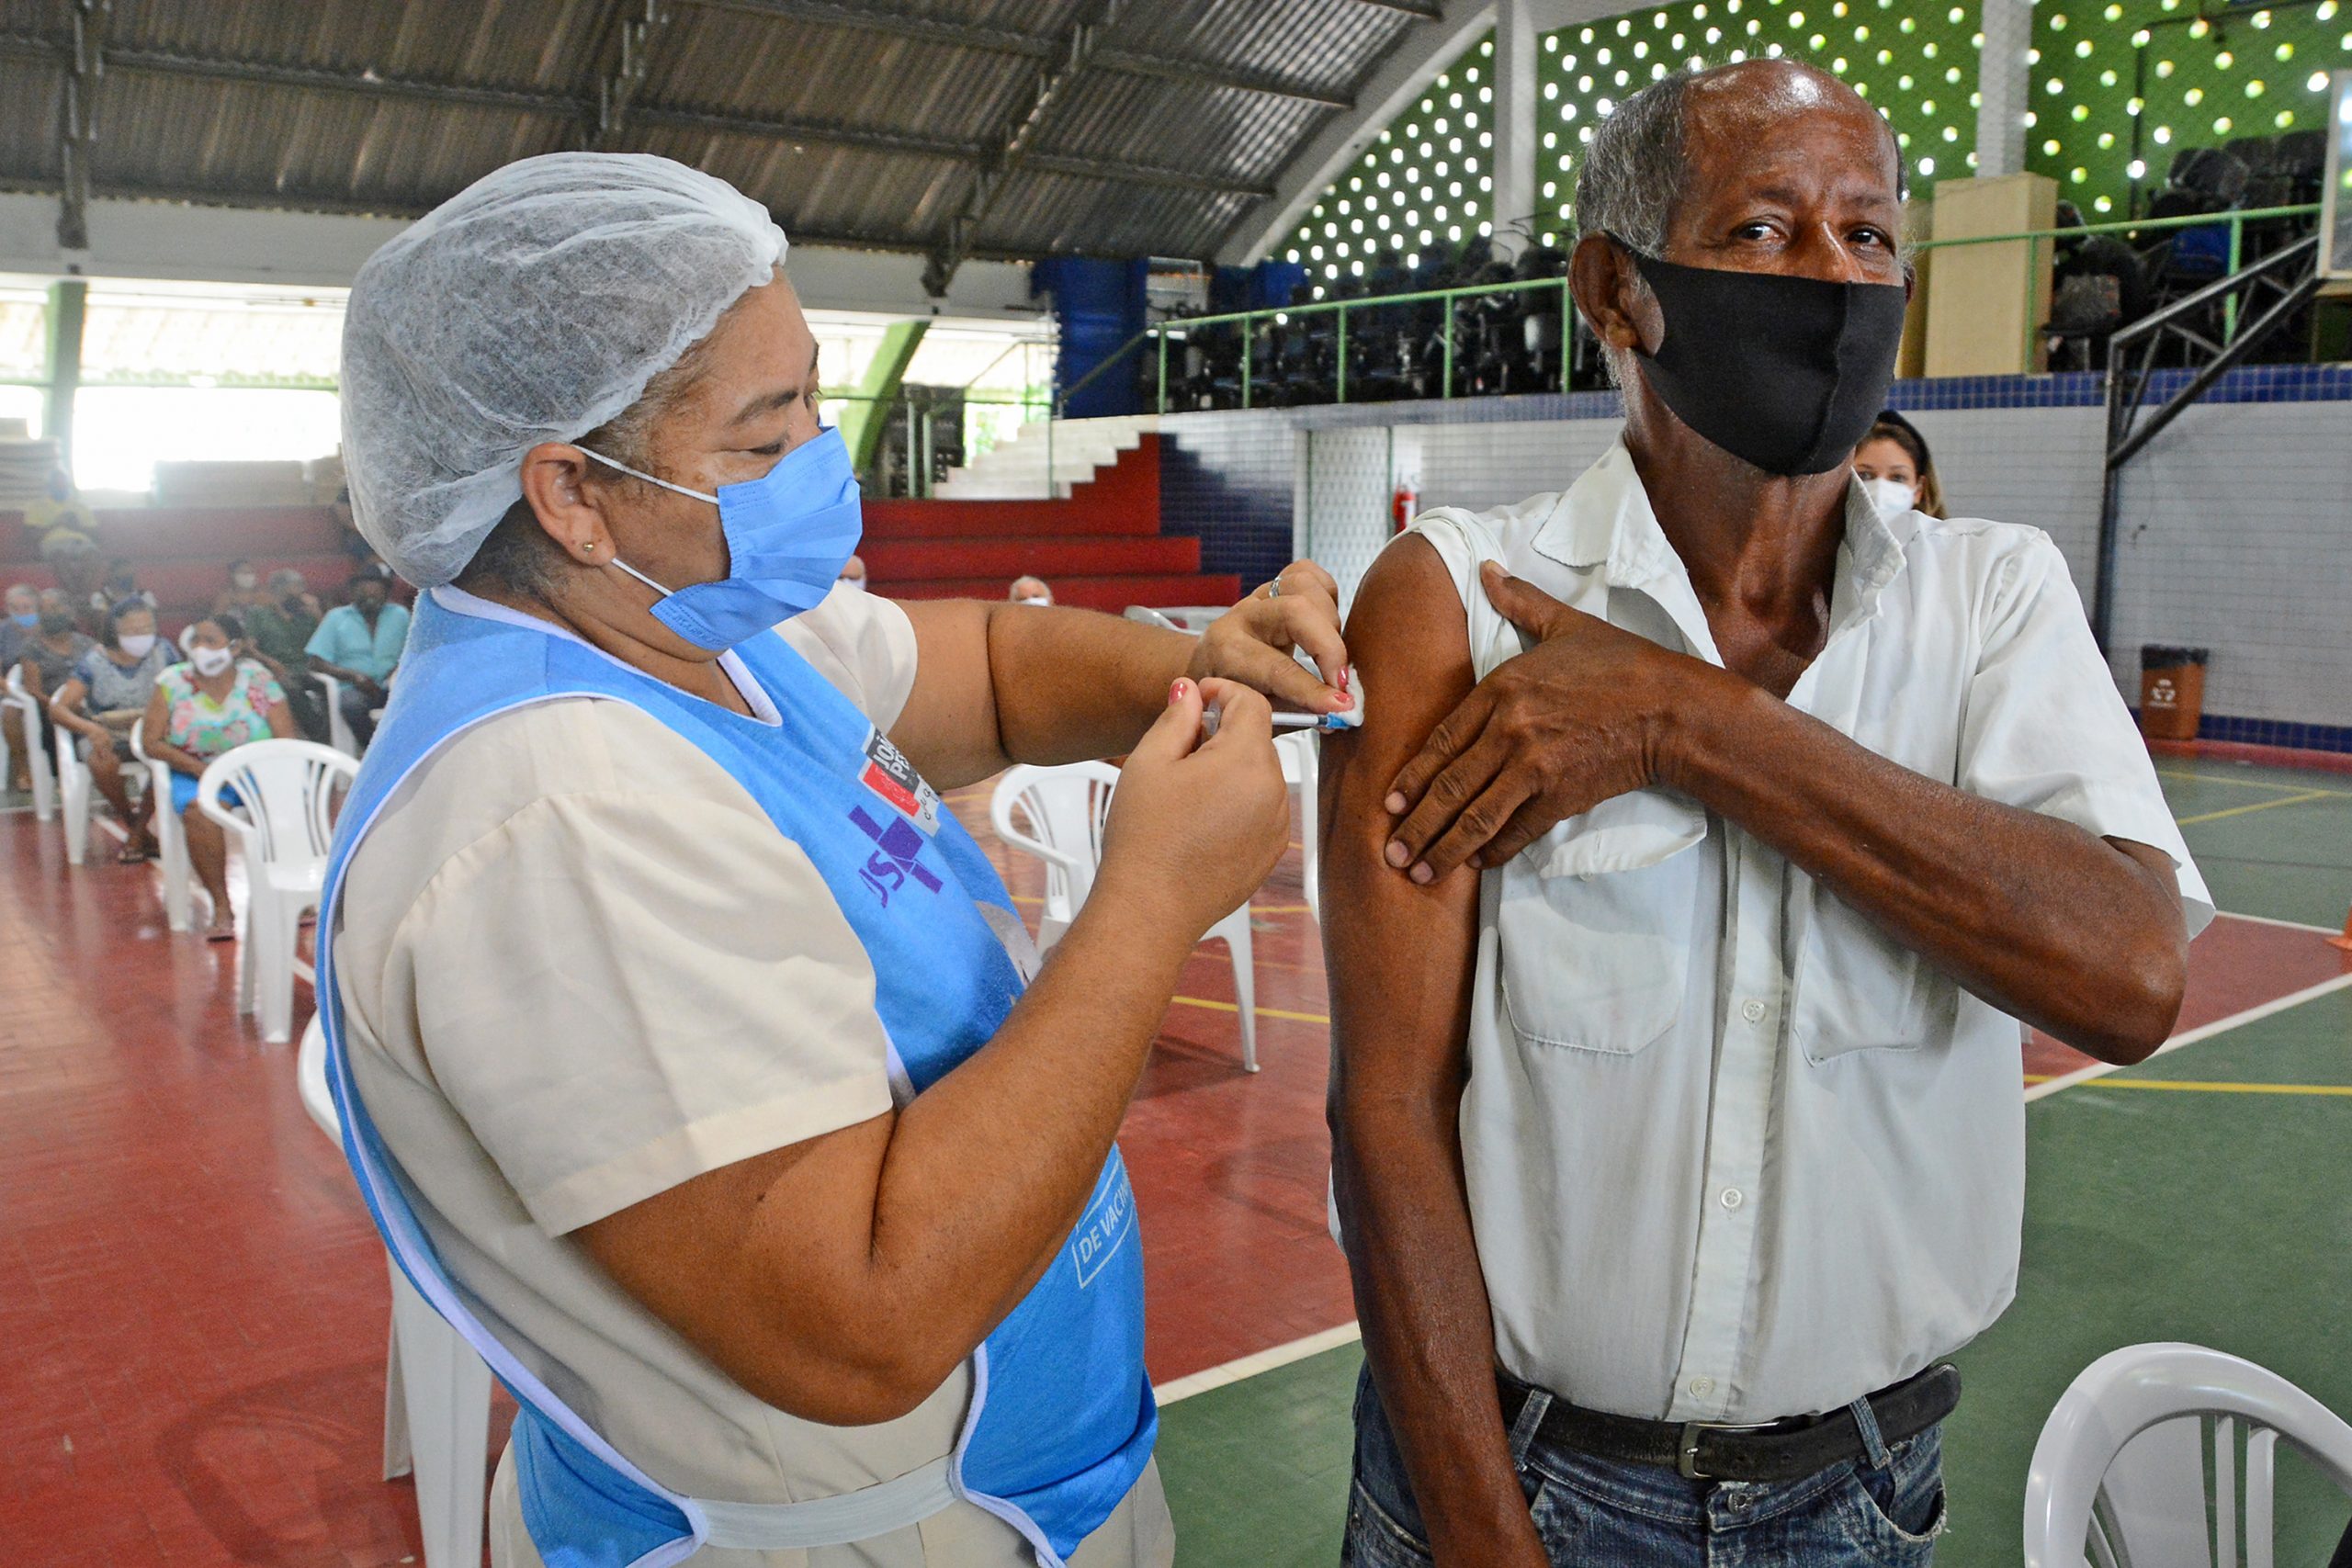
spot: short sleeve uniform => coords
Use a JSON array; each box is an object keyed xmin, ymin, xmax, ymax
[{"xmin": 332, "ymin": 582, "xmax": 1170, "ymax": 1568}]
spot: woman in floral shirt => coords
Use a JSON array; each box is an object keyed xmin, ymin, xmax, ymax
[{"xmin": 141, "ymin": 616, "xmax": 296, "ymax": 939}]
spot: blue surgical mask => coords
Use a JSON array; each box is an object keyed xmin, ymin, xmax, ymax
[
  {"xmin": 8, "ymin": 612, "xmax": 35, "ymax": 629},
  {"xmin": 582, "ymin": 426, "xmax": 863, "ymax": 652}
]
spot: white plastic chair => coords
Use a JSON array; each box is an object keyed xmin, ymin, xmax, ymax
[
  {"xmin": 1276, "ymin": 729, "xmax": 1322, "ymax": 930},
  {"xmin": 990, "ymin": 761, "xmax": 1261, "ymax": 1071},
  {"xmin": 2024, "ymin": 1342, "xmax": 2352, "ymax": 1568},
  {"xmin": 51, "ymin": 701, "xmax": 139, "ymax": 866},
  {"xmin": 313, "ymin": 671, "xmax": 360, "ymax": 758},
  {"xmin": 4, "ymin": 665, "xmax": 55, "ymax": 821},
  {"xmin": 200, "ymin": 740, "xmax": 356, "ymax": 1043},
  {"xmin": 297, "ymin": 1014, "xmax": 492, "ymax": 1568},
  {"xmin": 130, "ymin": 717, "xmax": 206, "ymax": 933}
]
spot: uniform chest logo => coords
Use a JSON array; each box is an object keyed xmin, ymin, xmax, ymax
[
  {"xmin": 859, "ymin": 728, "xmax": 940, "ymax": 834},
  {"xmin": 850, "ymin": 806, "xmax": 943, "ymax": 906}
]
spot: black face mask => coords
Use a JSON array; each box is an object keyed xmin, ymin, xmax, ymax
[
  {"xmin": 39, "ymin": 611, "xmax": 74, "ymax": 635},
  {"xmin": 1623, "ymin": 247, "xmax": 1907, "ymax": 477}
]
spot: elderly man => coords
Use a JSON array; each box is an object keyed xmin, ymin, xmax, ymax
[
  {"xmin": 1010, "ymin": 575, "xmax": 1053, "ymax": 607},
  {"xmin": 305, "ymin": 571, "xmax": 410, "ymax": 747},
  {"xmin": 1321, "ymin": 62, "xmax": 2207, "ymax": 1568}
]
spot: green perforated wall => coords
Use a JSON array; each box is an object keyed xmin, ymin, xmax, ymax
[{"xmin": 1282, "ymin": 1, "xmax": 2349, "ymax": 282}]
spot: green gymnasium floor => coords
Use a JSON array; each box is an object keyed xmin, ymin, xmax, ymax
[{"xmin": 1154, "ymin": 759, "xmax": 2352, "ymax": 1567}]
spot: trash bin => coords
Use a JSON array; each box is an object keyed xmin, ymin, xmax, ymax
[{"xmin": 2138, "ymin": 645, "xmax": 2209, "ymax": 740}]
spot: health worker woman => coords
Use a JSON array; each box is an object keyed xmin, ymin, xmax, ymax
[{"xmin": 322, "ymin": 153, "xmax": 1350, "ymax": 1568}]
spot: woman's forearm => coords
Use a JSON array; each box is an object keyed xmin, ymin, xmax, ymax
[{"xmin": 987, "ymin": 605, "xmax": 1193, "ymax": 766}]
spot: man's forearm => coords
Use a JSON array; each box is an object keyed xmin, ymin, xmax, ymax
[{"xmin": 1669, "ymin": 675, "xmax": 2187, "ymax": 1060}]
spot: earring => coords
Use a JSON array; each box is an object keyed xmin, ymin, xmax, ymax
[{"xmin": 581, "ymin": 541, "xmax": 597, "ymax": 554}]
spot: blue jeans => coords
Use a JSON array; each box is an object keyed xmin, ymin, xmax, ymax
[{"xmin": 1341, "ymin": 1368, "xmax": 1947, "ymax": 1567}]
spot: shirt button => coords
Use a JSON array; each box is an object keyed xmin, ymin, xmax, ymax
[
  {"xmin": 1689, "ymin": 1376, "xmax": 1715, "ymax": 1398},
  {"xmin": 1740, "ymin": 998, "xmax": 1767, "ymax": 1023},
  {"xmin": 1720, "ymin": 1187, "xmax": 1745, "ymax": 1210}
]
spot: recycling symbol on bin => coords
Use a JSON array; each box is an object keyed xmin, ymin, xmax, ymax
[{"xmin": 2150, "ymin": 678, "xmax": 2177, "ymax": 706}]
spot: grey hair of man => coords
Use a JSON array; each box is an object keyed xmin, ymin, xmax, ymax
[{"xmin": 1574, "ymin": 65, "xmax": 1910, "ymax": 261}]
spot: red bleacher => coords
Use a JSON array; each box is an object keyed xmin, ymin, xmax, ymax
[
  {"xmin": 0, "ymin": 434, "xmax": 1238, "ymax": 627},
  {"xmin": 0, "ymin": 504, "xmax": 356, "ymax": 632},
  {"xmin": 864, "ymin": 434, "xmax": 1239, "ymax": 613}
]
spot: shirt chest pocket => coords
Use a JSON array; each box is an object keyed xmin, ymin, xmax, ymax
[
  {"xmin": 1494, "ymin": 848, "xmax": 1699, "ymax": 1056},
  {"xmin": 1787, "ymin": 882, "xmax": 1960, "ymax": 1063}
]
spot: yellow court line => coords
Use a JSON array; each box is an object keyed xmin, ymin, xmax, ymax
[
  {"xmin": 1250, "ymin": 904, "xmax": 1312, "ymax": 915},
  {"xmin": 2078, "ymin": 1078, "xmax": 2352, "ymax": 1098},
  {"xmin": 1172, "ymin": 995, "xmax": 1332, "ymax": 1025},
  {"xmin": 2159, "ymin": 769, "xmax": 2350, "ymax": 797},
  {"xmin": 2173, "ymin": 790, "xmax": 2334, "ymax": 827}
]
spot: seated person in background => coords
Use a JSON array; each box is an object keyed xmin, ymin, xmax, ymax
[
  {"xmin": 836, "ymin": 552, "xmax": 867, "ymax": 592},
  {"xmin": 15, "ymin": 590, "xmax": 96, "ymax": 769},
  {"xmin": 1321, "ymin": 62, "xmax": 2207, "ymax": 1568},
  {"xmin": 1852, "ymin": 409, "xmax": 1947, "ymax": 521},
  {"xmin": 1, "ymin": 583, "xmax": 37, "ymax": 791},
  {"xmin": 27, "ymin": 467, "xmax": 99, "ymax": 562},
  {"xmin": 212, "ymin": 558, "xmax": 275, "ymax": 618},
  {"xmin": 102, "ymin": 558, "xmax": 154, "ymax": 611},
  {"xmin": 142, "ymin": 616, "xmax": 296, "ymax": 940},
  {"xmin": 1010, "ymin": 574, "xmax": 1054, "ymax": 607},
  {"xmin": 51, "ymin": 598, "xmax": 174, "ymax": 863},
  {"xmin": 305, "ymin": 572, "xmax": 411, "ymax": 748},
  {"xmin": 241, "ymin": 572, "xmax": 328, "ymax": 740},
  {"xmin": 49, "ymin": 538, "xmax": 108, "ymax": 637}
]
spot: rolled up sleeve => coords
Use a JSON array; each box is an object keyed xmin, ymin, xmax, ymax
[
  {"xmin": 390, "ymin": 787, "xmax": 898, "ymax": 1235},
  {"xmin": 1958, "ymin": 535, "xmax": 2214, "ymax": 936}
]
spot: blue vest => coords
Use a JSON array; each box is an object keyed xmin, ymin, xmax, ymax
[{"xmin": 317, "ymin": 592, "xmax": 1155, "ymax": 1568}]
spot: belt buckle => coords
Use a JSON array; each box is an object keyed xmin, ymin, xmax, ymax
[{"xmin": 1676, "ymin": 1418, "xmax": 1775, "ymax": 1481}]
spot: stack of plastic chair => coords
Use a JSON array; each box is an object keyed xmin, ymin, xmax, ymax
[
  {"xmin": 200, "ymin": 739, "xmax": 357, "ymax": 1043},
  {"xmin": 2023, "ymin": 1341, "xmax": 2352, "ymax": 1568},
  {"xmin": 313, "ymin": 671, "xmax": 360, "ymax": 758},
  {"xmin": 3, "ymin": 666, "xmax": 55, "ymax": 822},
  {"xmin": 297, "ymin": 1014, "xmax": 493, "ymax": 1568},
  {"xmin": 130, "ymin": 718, "xmax": 205, "ymax": 933},
  {"xmin": 990, "ymin": 761, "xmax": 1261, "ymax": 1071}
]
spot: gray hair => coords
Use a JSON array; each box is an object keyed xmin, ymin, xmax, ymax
[{"xmin": 1574, "ymin": 65, "xmax": 1908, "ymax": 258}]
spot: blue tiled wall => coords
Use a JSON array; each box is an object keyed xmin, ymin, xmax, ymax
[{"xmin": 1158, "ymin": 414, "xmax": 1297, "ymax": 592}]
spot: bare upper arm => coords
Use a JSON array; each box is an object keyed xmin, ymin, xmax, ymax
[
  {"xmin": 575, "ymin": 1108, "xmax": 917, "ymax": 1425},
  {"xmin": 886, "ymin": 597, "xmax": 1006, "ymax": 788},
  {"xmin": 1320, "ymin": 537, "xmax": 1485, "ymax": 1110}
]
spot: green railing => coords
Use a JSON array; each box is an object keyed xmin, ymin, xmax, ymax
[
  {"xmin": 1910, "ymin": 200, "xmax": 2322, "ymax": 359},
  {"xmin": 1054, "ymin": 200, "xmax": 2323, "ymax": 419}
]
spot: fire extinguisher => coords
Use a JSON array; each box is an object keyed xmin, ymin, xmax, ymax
[{"xmin": 1391, "ymin": 482, "xmax": 1419, "ymax": 534}]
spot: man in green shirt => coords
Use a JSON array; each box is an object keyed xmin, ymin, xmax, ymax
[{"xmin": 242, "ymin": 569, "xmax": 325, "ymax": 739}]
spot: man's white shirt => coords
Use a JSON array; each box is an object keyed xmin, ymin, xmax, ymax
[{"xmin": 1396, "ymin": 441, "xmax": 2211, "ymax": 1426}]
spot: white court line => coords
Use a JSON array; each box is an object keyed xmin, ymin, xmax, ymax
[
  {"xmin": 1158, "ymin": 1322, "xmax": 1363, "ymax": 1405},
  {"xmin": 2208, "ymin": 908, "xmax": 2344, "ymax": 936},
  {"xmin": 1163, "ymin": 917, "xmax": 2352, "ymax": 1405},
  {"xmin": 2024, "ymin": 971, "xmax": 2352, "ymax": 1102}
]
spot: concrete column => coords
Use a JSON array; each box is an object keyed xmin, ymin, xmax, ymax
[
  {"xmin": 42, "ymin": 279, "xmax": 85, "ymax": 467},
  {"xmin": 1974, "ymin": 0, "xmax": 2032, "ymax": 179},
  {"xmin": 1491, "ymin": 0, "xmax": 1540, "ymax": 258}
]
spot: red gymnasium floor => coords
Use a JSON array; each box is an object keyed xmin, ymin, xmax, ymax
[{"xmin": 1, "ymin": 778, "xmax": 2345, "ymax": 1565}]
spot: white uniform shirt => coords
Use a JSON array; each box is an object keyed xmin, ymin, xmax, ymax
[{"xmin": 1400, "ymin": 441, "xmax": 2211, "ymax": 1426}]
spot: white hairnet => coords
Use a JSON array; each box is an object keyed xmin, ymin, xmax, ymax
[{"xmin": 340, "ymin": 152, "xmax": 786, "ymax": 587}]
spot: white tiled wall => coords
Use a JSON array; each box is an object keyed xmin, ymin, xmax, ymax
[
  {"xmin": 1284, "ymin": 400, "xmax": 2347, "ymax": 729},
  {"xmin": 2104, "ymin": 400, "xmax": 2352, "ymax": 729}
]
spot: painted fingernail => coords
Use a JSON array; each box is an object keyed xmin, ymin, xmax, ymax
[
  {"xmin": 1384, "ymin": 792, "xmax": 1406, "ymax": 814},
  {"xmin": 1339, "ymin": 666, "xmax": 1351, "ymax": 692},
  {"xmin": 1409, "ymin": 863, "xmax": 1434, "ymax": 885},
  {"xmin": 1384, "ymin": 840, "xmax": 1409, "ymax": 868},
  {"xmin": 1170, "ymin": 680, "xmax": 1188, "ymax": 705}
]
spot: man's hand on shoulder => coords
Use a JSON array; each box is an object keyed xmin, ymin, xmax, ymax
[{"xmin": 1381, "ymin": 560, "xmax": 1740, "ymax": 883}]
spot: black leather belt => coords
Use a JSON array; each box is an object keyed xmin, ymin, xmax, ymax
[{"xmin": 1498, "ymin": 1363, "xmax": 1962, "ymax": 1484}]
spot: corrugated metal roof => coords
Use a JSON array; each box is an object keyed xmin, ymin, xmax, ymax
[{"xmin": 0, "ymin": 0, "xmax": 1424, "ymax": 282}]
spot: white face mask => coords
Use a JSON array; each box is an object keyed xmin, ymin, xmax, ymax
[
  {"xmin": 1860, "ymin": 476, "xmax": 1918, "ymax": 521},
  {"xmin": 118, "ymin": 633, "xmax": 157, "ymax": 659},
  {"xmin": 190, "ymin": 644, "xmax": 234, "ymax": 678},
  {"xmin": 1017, "ymin": 594, "xmax": 1052, "ymax": 607},
  {"xmin": 839, "ymin": 575, "xmax": 867, "ymax": 593}
]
